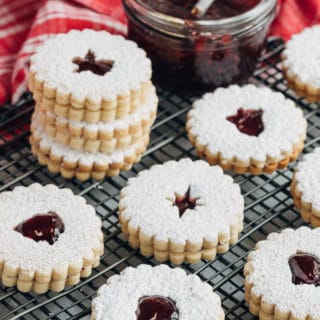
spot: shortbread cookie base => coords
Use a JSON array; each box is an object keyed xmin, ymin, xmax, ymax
[
  {"xmin": 30, "ymin": 71, "xmax": 153, "ymax": 120},
  {"xmin": 187, "ymin": 128, "xmax": 304, "ymax": 175},
  {"xmin": 30, "ymin": 134, "xmax": 149, "ymax": 181},
  {"xmin": 0, "ymin": 238, "xmax": 104, "ymax": 294},
  {"xmin": 119, "ymin": 211, "xmax": 243, "ymax": 265},
  {"xmin": 31, "ymin": 110, "xmax": 155, "ymax": 154},
  {"xmin": 291, "ymin": 176, "xmax": 320, "ymax": 227},
  {"xmin": 282, "ymin": 62, "xmax": 320, "ymax": 103},
  {"xmin": 32, "ymin": 88, "xmax": 157, "ymax": 139}
]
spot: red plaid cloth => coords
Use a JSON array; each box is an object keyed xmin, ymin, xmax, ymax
[
  {"xmin": 0, "ymin": 0, "xmax": 319, "ymax": 105},
  {"xmin": 0, "ymin": 0, "xmax": 126, "ymax": 105}
]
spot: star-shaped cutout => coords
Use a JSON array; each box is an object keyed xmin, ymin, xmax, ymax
[
  {"xmin": 174, "ymin": 186, "xmax": 201, "ymax": 217},
  {"xmin": 72, "ymin": 50, "xmax": 114, "ymax": 76}
]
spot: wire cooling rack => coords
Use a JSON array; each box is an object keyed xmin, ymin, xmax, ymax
[{"xmin": 0, "ymin": 38, "xmax": 318, "ymax": 320}]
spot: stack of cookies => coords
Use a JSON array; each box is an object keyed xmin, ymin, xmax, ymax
[{"xmin": 28, "ymin": 29, "xmax": 158, "ymax": 181}]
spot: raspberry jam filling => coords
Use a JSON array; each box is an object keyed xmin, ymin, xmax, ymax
[
  {"xmin": 288, "ymin": 252, "xmax": 320, "ymax": 286},
  {"xmin": 73, "ymin": 50, "xmax": 114, "ymax": 76},
  {"xmin": 14, "ymin": 212, "xmax": 65, "ymax": 245},
  {"xmin": 226, "ymin": 108, "xmax": 264, "ymax": 136},
  {"xmin": 126, "ymin": 0, "xmax": 271, "ymax": 93},
  {"xmin": 136, "ymin": 296, "xmax": 179, "ymax": 320},
  {"xmin": 174, "ymin": 187, "xmax": 199, "ymax": 217},
  {"xmin": 137, "ymin": 0, "xmax": 261, "ymax": 20}
]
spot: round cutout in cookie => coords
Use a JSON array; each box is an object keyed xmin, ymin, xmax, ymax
[
  {"xmin": 282, "ymin": 25, "xmax": 320, "ymax": 103},
  {"xmin": 244, "ymin": 227, "xmax": 320, "ymax": 320},
  {"xmin": 186, "ymin": 85, "xmax": 307, "ymax": 175},
  {"xmin": 291, "ymin": 147, "xmax": 320, "ymax": 227},
  {"xmin": 119, "ymin": 159, "xmax": 244, "ymax": 265},
  {"xmin": 0, "ymin": 183, "xmax": 103, "ymax": 293},
  {"xmin": 91, "ymin": 264, "xmax": 225, "ymax": 320}
]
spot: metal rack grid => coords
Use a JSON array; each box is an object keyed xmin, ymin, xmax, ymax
[{"xmin": 0, "ymin": 38, "xmax": 318, "ymax": 320}]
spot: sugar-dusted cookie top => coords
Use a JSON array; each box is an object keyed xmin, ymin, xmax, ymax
[
  {"xmin": 282, "ymin": 25, "xmax": 320, "ymax": 86},
  {"xmin": 30, "ymin": 29, "xmax": 152, "ymax": 104},
  {"xmin": 92, "ymin": 264, "xmax": 224, "ymax": 320}
]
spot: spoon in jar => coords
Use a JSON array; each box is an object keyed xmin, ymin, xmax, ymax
[{"xmin": 191, "ymin": 0, "xmax": 215, "ymax": 17}]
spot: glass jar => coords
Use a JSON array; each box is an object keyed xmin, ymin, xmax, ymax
[{"xmin": 123, "ymin": 0, "xmax": 277, "ymax": 94}]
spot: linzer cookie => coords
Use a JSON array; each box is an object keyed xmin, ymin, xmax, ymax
[
  {"xmin": 0, "ymin": 183, "xmax": 103, "ymax": 293},
  {"xmin": 244, "ymin": 227, "xmax": 320, "ymax": 320},
  {"xmin": 28, "ymin": 29, "xmax": 158, "ymax": 180},
  {"xmin": 91, "ymin": 264, "xmax": 225, "ymax": 320},
  {"xmin": 119, "ymin": 159, "xmax": 244, "ymax": 265},
  {"xmin": 33, "ymin": 91, "xmax": 157, "ymax": 153},
  {"xmin": 291, "ymin": 148, "xmax": 320, "ymax": 227},
  {"xmin": 28, "ymin": 29, "xmax": 152, "ymax": 115},
  {"xmin": 186, "ymin": 85, "xmax": 307, "ymax": 175},
  {"xmin": 282, "ymin": 25, "xmax": 320, "ymax": 103},
  {"xmin": 30, "ymin": 121, "xmax": 149, "ymax": 181}
]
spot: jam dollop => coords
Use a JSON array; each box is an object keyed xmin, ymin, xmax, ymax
[
  {"xmin": 226, "ymin": 108, "xmax": 264, "ymax": 137},
  {"xmin": 289, "ymin": 252, "xmax": 320, "ymax": 286},
  {"xmin": 137, "ymin": 0, "xmax": 261, "ymax": 20},
  {"xmin": 136, "ymin": 296, "xmax": 179, "ymax": 320},
  {"xmin": 174, "ymin": 187, "xmax": 198, "ymax": 217},
  {"xmin": 73, "ymin": 50, "xmax": 114, "ymax": 76},
  {"xmin": 14, "ymin": 212, "xmax": 65, "ymax": 245}
]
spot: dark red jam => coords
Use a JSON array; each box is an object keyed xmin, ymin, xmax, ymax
[
  {"xmin": 288, "ymin": 252, "xmax": 320, "ymax": 286},
  {"xmin": 174, "ymin": 187, "xmax": 199, "ymax": 217},
  {"xmin": 138, "ymin": 0, "xmax": 261, "ymax": 20},
  {"xmin": 226, "ymin": 108, "xmax": 264, "ymax": 136},
  {"xmin": 73, "ymin": 50, "xmax": 114, "ymax": 76},
  {"xmin": 14, "ymin": 212, "xmax": 65, "ymax": 245},
  {"xmin": 124, "ymin": 0, "xmax": 275, "ymax": 94},
  {"xmin": 136, "ymin": 296, "xmax": 179, "ymax": 320}
]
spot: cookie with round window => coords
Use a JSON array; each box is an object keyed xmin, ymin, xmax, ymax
[
  {"xmin": 186, "ymin": 85, "xmax": 307, "ymax": 175},
  {"xmin": 244, "ymin": 227, "xmax": 320, "ymax": 320},
  {"xmin": 0, "ymin": 183, "xmax": 103, "ymax": 293}
]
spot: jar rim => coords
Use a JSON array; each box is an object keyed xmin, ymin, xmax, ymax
[{"xmin": 124, "ymin": 0, "xmax": 277, "ymax": 30}]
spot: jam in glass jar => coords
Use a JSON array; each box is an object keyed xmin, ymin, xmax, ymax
[{"xmin": 123, "ymin": 0, "xmax": 277, "ymax": 94}]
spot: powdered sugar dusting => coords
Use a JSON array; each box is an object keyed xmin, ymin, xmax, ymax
[
  {"xmin": 92, "ymin": 264, "xmax": 224, "ymax": 320},
  {"xmin": 247, "ymin": 227, "xmax": 320, "ymax": 318},
  {"xmin": 0, "ymin": 184, "xmax": 102, "ymax": 272},
  {"xmin": 295, "ymin": 147, "xmax": 320, "ymax": 211},
  {"xmin": 187, "ymin": 85, "xmax": 306, "ymax": 163},
  {"xmin": 30, "ymin": 29, "xmax": 152, "ymax": 101},
  {"xmin": 283, "ymin": 25, "xmax": 320, "ymax": 86},
  {"xmin": 119, "ymin": 159, "xmax": 244, "ymax": 244}
]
